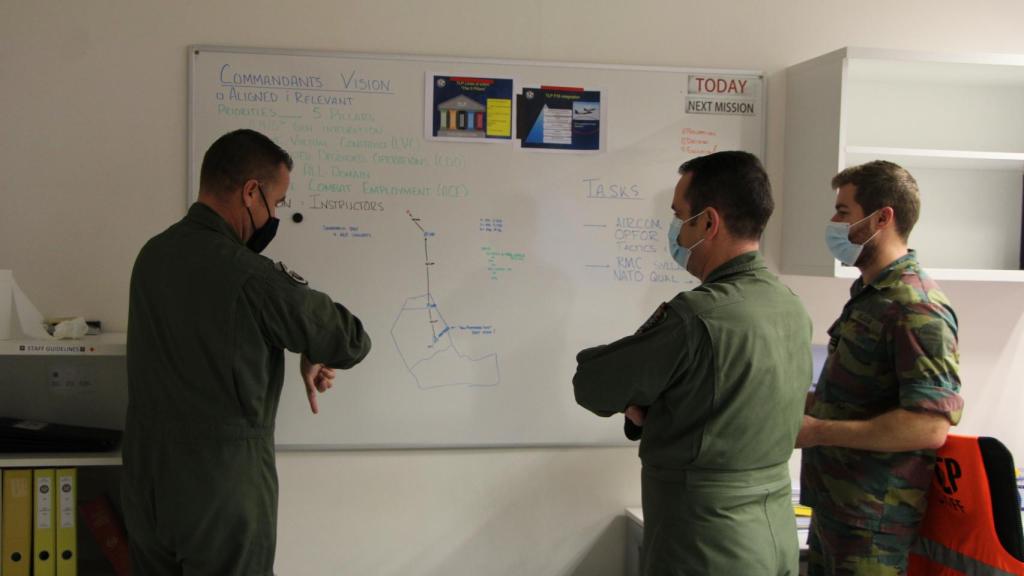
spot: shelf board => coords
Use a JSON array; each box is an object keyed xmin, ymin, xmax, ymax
[
  {"xmin": 0, "ymin": 332, "xmax": 126, "ymax": 356},
  {"xmin": 843, "ymin": 47, "xmax": 1024, "ymax": 70},
  {"xmin": 845, "ymin": 51, "xmax": 1024, "ymax": 87},
  {"xmin": 0, "ymin": 451, "xmax": 122, "ymax": 467},
  {"xmin": 845, "ymin": 146, "xmax": 1024, "ymax": 171}
]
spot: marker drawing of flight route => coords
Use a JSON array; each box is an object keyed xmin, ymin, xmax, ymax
[{"xmin": 391, "ymin": 210, "xmax": 500, "ymax": 389}]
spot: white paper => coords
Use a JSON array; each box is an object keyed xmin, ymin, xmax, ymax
[
  {"xmin": 52, "ymin": 317, "xmax": 88, "ymax": 339},
  {"xmin": 0, "ymin": 270, "xmax": 52, "ymax": 340},
  {"xmin": 0, "ymin": 270, "xmax": 12, "ymax": 339}
]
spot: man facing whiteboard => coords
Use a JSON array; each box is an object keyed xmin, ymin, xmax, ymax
[
  {"xmin": 122, "ymin": 129, "xmax": 371, "ymax": 575},
  {"xmin": 573, "ymin": 151, "xmax": 812, "ymax": 575}
]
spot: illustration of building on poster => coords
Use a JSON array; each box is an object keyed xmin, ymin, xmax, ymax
[
  {"xmin": 427, "ymin": 75, "xmax": 514, "ymax": 142},
  {"xmin": 516, "ymin": 86, "xmax": 602, "ymax": 152}
]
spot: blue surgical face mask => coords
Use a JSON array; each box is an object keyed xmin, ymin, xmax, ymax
[
  {"xmin": 825, "ymin": 211, "xmax": 879, "ymax": 266},
  {"xmin": 667, "ymin": 210, "xmax": 706, "ymax": 269}
]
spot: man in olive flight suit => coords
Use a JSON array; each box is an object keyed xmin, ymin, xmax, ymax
[
  {"xmin": 574, "ymin": 151, "xmax": 813, "ymax": 575},
  {"xmin": 122, "ymin": 129, "xmax": 371, "ymax": 575}
]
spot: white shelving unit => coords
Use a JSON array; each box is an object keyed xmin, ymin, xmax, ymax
[
  {"xmin": 1, "ymin": 333, "xmax": 127, "ymax": 575},
  {"xmin": 0, "ymin": 452, "xmax": 122, "ymax": 468},
  {"xmin": 782, "ymin": 47, "xmax": 1024, "ymax": 282}
]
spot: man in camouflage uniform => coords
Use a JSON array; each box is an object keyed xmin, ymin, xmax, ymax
[
  {"xmin": 798, "ymin": 160, "xmax": 963, "ymax": 575},
  {"xmin": 575, "ymin": 151, "xmax": 813, "ymax": 575}
]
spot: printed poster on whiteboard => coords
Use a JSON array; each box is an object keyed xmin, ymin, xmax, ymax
[
  {"xmin": 516, "ymin": 86, "xmax": 603, "ymax": 152},
  {"xmin": 426, "ymin": 74, "xmax": 514, "ymax": 143}
]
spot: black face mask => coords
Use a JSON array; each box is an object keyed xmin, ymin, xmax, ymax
[{"xmin": 246, "ymin": 184, "xmax": 279, "ymax": 254}]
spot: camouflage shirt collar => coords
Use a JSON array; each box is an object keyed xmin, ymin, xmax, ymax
[
  {"xmin": 703, "ymin": 251, "xmax": 766, "ymax": 284},
  {"xmin": 187, "ymin": 202, "xmax": 244, "ymax": 246},
  {"xmin": 851, "ymin": 250, "xmax": 919, "ymax": 296}
]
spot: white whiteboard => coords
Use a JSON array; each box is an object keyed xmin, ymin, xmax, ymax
[{"xmin": 188, "ymin": 46, "xmax": 765, "ymax": 448}]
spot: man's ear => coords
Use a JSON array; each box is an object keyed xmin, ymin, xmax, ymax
[
  {"xmin": 240, "ymin": 179, "xmax": 260, "ymax": 208},
  {"xmin": 877, "ymin": 206, "xmax": 896, "ymax": 229},
  {"xmin": 705, "ymin": 206, "xmax": 722, "ymax": 238}
]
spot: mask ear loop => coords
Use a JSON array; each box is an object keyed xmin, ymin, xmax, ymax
[
  {"xmin": 243, "ymin": 188, "xmax": 257, "ymax": 237},
  {"xmin": 246, "ymin": 206, "xmax": 257, "ymax": 234},
  {"xmin": 853, "ymin": 210, "xmax": 881, "ymax": 246},
  {"xmin": 682, "ymin": 210, "xmax": 708, "ymax": 251},
  {"xmin": 257, "ymin": 183, "xmax": 272, "ymax": 213}
]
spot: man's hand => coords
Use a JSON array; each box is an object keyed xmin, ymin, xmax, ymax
[
  {"xmin": 300, "ymin": 354, "xmax": 336, "ymax": 414},
  {"xmin": 625, "ymin": 405, "xmax": 647, "ymax": 427}
]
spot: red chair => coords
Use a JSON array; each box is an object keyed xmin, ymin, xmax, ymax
[{"xmin": 908, "ymin": 434, "xmax": 1024, "ymax": 575}]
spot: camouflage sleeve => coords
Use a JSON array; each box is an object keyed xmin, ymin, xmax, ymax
[{"xmin": 890, "ymin": 301, "xmax": 963, "ymax": 425}]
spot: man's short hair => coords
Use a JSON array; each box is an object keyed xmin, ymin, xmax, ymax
[
  {"xmin": 199, "ymin": 129, "xmax": 293, "ymax": 196},
  {"xmin": 831, "ymin": 160, "xmax": 920, "ymax": 240},
  {"xmin": 679, "ymin": 151, "xmax": 773, "ymax": 240}
]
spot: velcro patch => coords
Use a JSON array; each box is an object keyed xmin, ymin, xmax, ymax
[
  {"xmin": 635, "ymin": 303, "xmax": 668, "ymax": 335},
  {"xmin": 276, "ymin": 262, "xmax": 308, "ymax": 285}
]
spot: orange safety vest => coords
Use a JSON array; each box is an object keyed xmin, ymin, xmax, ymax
[{"xmin": 908, "ymin": 434, "xmax": 1024, "ymax": 575}]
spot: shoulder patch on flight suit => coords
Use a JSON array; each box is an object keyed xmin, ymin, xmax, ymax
[
  {"xmin": 635, "ymin": 302, "xmax": 669, "ymax": 335},
  {"xmin": 276, "ymin": 262, "xmax": 308, "ymax": 285}
]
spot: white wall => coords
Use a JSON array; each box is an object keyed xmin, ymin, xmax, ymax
[{"xmin": 3, "ymin": 2, "xmax": 1024, "ymax": 575}]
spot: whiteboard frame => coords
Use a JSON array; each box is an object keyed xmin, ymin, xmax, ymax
[{"xmin": 187, "ymin": 45, "xmax": 768, "ymax": 449}]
